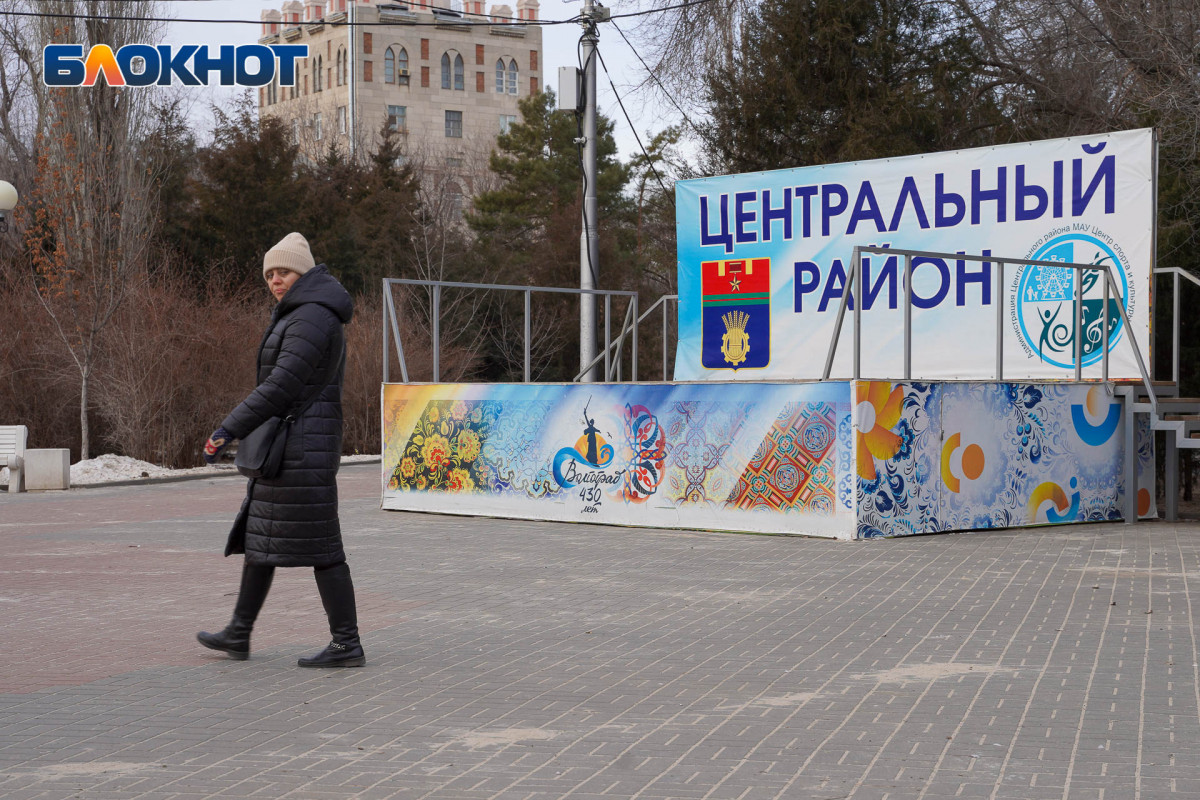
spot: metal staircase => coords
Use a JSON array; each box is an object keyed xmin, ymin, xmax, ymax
[{"xmin": 1146, "ymin": 268, "xmax": 1200, "ymax": 521}]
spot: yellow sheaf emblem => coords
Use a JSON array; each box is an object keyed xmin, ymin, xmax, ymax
[{"xmin": 721, "ymin": 310, "xmax": 750, "ymax": 366}]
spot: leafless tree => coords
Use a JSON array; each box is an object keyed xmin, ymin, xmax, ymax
[
  {"xmin": 951, "ymin": 0, "xmax": 1200, "ymax": 257},
  {"xmin": 1, "ymin": 0, "xmax": 166, "ymax": 458}
]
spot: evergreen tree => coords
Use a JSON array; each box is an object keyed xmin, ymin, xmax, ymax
[
  {"xmin": 466, "ymin": 91, "xmax": 634, "ymax": 380},
  {"xmin": 703, "ymin": 0, "xmax": 1007, "ymax": 173}
]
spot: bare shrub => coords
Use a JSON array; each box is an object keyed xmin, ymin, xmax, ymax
[
  {"xmin": 93, "ymin": 271, "xmax": 262, "ymax": 467},
  {"xmin": 342, "ymin": 290, "xmax": 479, "ymax": 455},
  {"xmin": 0, "ymin": 285, "xmax": 84, "ymax": 457}
]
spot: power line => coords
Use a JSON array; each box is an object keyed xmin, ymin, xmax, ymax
[
  {"xmin": 0, "ymin": 7, "xmax": 569, "ymax": 27},
  {"xmin": 594, "ymin": 45, "xmax": 673, "ymax": 206},
  {"xmin": 0, "ymin": 0, "xmax": 715, "ymax": 27},
  {"xmin": 609, "ymin": 17, "xmax": 703, "ymax": 143}
]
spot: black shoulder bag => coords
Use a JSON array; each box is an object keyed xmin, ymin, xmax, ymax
[{"xmin": 235, "ymin": 334, "xmax": 345, "ymax": 480}]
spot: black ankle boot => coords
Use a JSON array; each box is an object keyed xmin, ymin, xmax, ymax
[
  {"xmin": 298, "ymin": 640, "xmax": 366, "ymax": 667},
  {"xmin": 300, "ymin": 562, "xmax": 365, "ymax": 668},
  {"xmin": 197, "ymin": 563, "xmax": 275, "ymax": 661},
  {"xmin": 197, "ymin": 621, "xmax": 251, "ymax": 660}
]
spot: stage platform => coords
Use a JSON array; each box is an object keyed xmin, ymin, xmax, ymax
[{"xmin": 380, "ymin": 381, "xmax": 1154, "ymax": 539}]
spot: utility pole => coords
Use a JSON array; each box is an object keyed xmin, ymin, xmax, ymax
[{"xmin": 578, "ymin": 0, "xmax": 602, "ymax": 382}]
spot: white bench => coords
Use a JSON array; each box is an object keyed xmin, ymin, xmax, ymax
[{"xmin": 1, "ymin": 424, "xmax": 27, "ymax": 493}]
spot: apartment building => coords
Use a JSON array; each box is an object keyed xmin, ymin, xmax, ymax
[{"xmin": 257, "ymin": 0, "xmax": 542, "ymax": 196}]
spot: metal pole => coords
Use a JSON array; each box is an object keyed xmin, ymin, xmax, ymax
[
  {"xmin": 524, "ymin": 289, "xmax": 531, "ymax": 383},
  {"xmin": 631, "ymin": 295, "xmax": 639, "ymax": 382},
  {"xmin": 853, "ymin": 247, "xmax": 862, "ymax": 380},
  {"xmin": 604, "ymin": 293, "xmax": 612, "ymax": 380},
  {"xmin": 994, "ymin": 260, "xmax": 1004, "ymax": 381},
  {"xmin": 383, "ymin": 281, "xmax": 409, "ymax": 383},
  {"xmin": 382, "ymin": 279, "xmax": 390, "ymax": 384},
  {"xmin": 823, "ymin": 261, "xmax": 854, "ymax": 380},
  {"xmin": 1174, "ymin": 271, "xmax": 1180, "ymax": 386},
  {"xmin": 1102, "ymin": 269, "xmax": 1110, "ymax": 382},
  {"xmin": 1080, "ymin": 268, "xmax": 1089, "ymax": 381},
  {"xmin": 432, "ymin": 285, "xmax": 441, "ymax": 382},
  {"xmin": 903, "ymin": 254, "xmax": 912, "ymax": 380},
  {"xmin": 662, "ymin": 300, "xmax": 669, "ymax": 381},
  {"xmin": 578, "ymin": 4, "xmax": 600, "ymax": 382}
]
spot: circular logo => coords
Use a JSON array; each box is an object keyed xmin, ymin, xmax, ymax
[{"xmin": 1014, "ymin": 233, "xmax": 1129, "ymax": 369}]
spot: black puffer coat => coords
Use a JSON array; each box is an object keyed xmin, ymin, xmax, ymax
[{"xmin": 222, "ymin": 265, "xmax": 354, "ymax": 568}]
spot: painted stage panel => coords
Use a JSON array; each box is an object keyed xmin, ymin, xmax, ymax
[
  {"xmin": 854, "ymin": 382, "xmax": 1156, "ymax": 537},
  {"xmin": 381, "ymin": 382, "xmax": 856, "ymax": 538}
]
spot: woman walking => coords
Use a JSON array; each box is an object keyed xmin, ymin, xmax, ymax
[{"xmin": 198, "ymin": 232, "xmax": 365, "ymax": 668}]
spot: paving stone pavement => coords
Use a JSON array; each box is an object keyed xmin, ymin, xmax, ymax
[{"xmin": 2, "ymin": 463, "xmax": 1200, "ymax": 799}]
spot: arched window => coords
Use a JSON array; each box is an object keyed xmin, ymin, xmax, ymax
[
  {"xmin": 506, "ymin": 58, "xmax": 518, "ymax": 94},
  {"xmin": 495, "ymin": 58, "xmax": 505, "ymax": 93},
  {"xmin": 385, "ymin": 47, "xmax": 395, "ymax": 83},
  {"xmin": 397, "ymin": 47, "xmax": 409, "ymax": 73},
  {"xmin": 454, "ymin": 54, "xmax": 464, "ymax": 90},
  {"xmin": 441, "ymin": 52, "xmax": 451, "ymax": 89},
  {"xmin": 337, "ymin": 46, "xmax": 347, "ymax": 86}
]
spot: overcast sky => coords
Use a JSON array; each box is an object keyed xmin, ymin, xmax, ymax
[{"xmin": 162, "ymin": 0, "xmax": 677, "ymax": 163}]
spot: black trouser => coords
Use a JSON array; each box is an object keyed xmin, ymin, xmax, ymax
[{"xmin": 233, "ymin": 560, "xmax": 360, "ymax": 645}]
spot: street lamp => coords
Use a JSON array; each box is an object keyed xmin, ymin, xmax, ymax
[{"xmin": 0, "ymin": 180, "xmax": 17, "ymax": 234}]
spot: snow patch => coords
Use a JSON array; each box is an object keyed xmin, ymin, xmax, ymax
[{"xmin": 4, "ymin": 453, "xmax": 379, "ymax": 486}]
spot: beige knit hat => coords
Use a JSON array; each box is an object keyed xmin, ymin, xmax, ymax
[{"xmin": 263, "ymin": 232, "xmax": 315, "ymax": 279}]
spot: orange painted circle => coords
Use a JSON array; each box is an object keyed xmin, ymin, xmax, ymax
[
  {"xmin": 1138, "ymin": 488, "xmax": 1151, "ymax": 517},
  {"xmin": 961, "ymin": 444, "xmax": 985, "ymax": 481}
]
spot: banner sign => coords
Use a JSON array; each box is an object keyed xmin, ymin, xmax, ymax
[
  {"xmin": 675, "ymin": 129, "xmax": 1156, "ymax": 381},
  {"xmin": 854, "ymin": 382, "xmax": 1155, "ymax": 537},
  {"xmin": 381, "ymin": 381, "xmax": 856, "ymax": 538}
]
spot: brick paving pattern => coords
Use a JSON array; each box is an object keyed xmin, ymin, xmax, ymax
[{"xmin": 1, "ymin": 463, "xmax": 1198, "ymax": 798}]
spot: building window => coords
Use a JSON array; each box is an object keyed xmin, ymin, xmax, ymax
[
  {"xmin": 315, "ymin": 56, "xmax": 322, "ymax": 91},
  {"xmin": 454, "ymin": 54, "xmax": 464, "ymax": 90},
  {"xmin": 507, "ymin": 58, "xmax": 518, "ymax": 94},
  {"xmin": 338, "ymin": 105, "xmax": 347, "ymax": 134},
  {"xmin": 499, "ymin": 114, "xmax": 517, "ymax": 134},
  {"xmin": 445, "ymin": 157, "xmax": 463, "ymax": 168},
  {"xmin": 364, "ymin": 60, "xmax": 373, "ymax": 82},
  {"xmin": 291, "ymin": 118, "xmax": 299, "ymax": 144},
  {"xmin": 385, "ymin": 47, "xmax": 395, "ymax": 83},
  {"xmin": 363, "ymin": 32, "xmax": 372, "ymax": 55},
  {"xmin": 495, "ymin": 58, "xmax": 504, "ymax": 93},
  {"xmin": 445, "ymin": 110, "xmax": 462, "ymax": 138},
  {"xmin": 441, "ymin": 52, "xmax": 451, "ymax": 89},
  {"xmin": 446, "ymin": 181, "xmax": 463, "ymax": 219},
  {"xmin": 387, "ymin": 105, "xmax": 406, "ymax": 132},
  {"xmin": 336, "ymin": 47, "xmax": 346, "ymax": 86},
  {"xmin": 313, "ymin": 112, "xmax": 322, "ymax": 140},
  {"xmin": 397, "ymin": 47, "xmax": 409, "ymax": 74}
]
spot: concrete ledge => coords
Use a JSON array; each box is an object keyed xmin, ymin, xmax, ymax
[{"xmin": 25, "ymin": 448, "xmax": 70, "ymax": 491}]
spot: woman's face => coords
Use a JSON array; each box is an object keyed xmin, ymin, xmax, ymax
[{"xmin": 265, "ymin": 268, "xmax": 300, "ymax": 302}]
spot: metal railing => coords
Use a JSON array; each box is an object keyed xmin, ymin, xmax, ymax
[
  {"xmin": 822, "ymin": 245, "xmax": 1157, "ymax": 411},
  {"xmin": 1154, "ymin": 267, "xmax": 1200, "ymax": 388},
  {"xmin": 382, "ymin": 278, "xmax": 637, "ymax": 383},
  {"xmin": 573, "ymin": 294, "xmax": 678, "ymax": 382}
]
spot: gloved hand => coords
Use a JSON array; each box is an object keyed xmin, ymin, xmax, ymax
[{"xmin": 204, "ymin": 427, "xmax": 234, "ymax": 464}]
